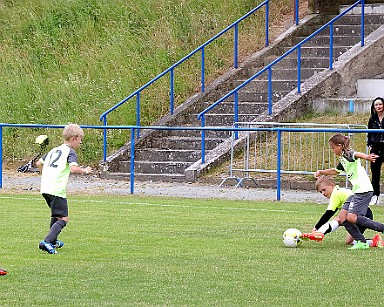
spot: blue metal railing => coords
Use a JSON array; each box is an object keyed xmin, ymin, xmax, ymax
[
  {"xmin": 98, "ymin": 0, "xmax": 300, "ymax": 161},
  {"xmin": 197, "ymin": 0, "xmax": 365, "ymax": 163},
  {"xmin": 0, "ymin": 123, "xmax": 379, "ymax": 201}
]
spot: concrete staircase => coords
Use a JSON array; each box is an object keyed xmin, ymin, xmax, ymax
[{"xmin": 101, "ymin": 7, "xmax": 384, "ymax": 183}]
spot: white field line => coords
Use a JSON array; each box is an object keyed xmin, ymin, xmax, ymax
[{"xmin": 0, "ymin": 196, "xmax": 299, "ymax": 213}]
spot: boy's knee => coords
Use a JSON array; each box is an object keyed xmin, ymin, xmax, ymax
[
  {"xmin": 59, "ymin": 217, "xmax": 69, "ymax": 224},
  {"xmin": 347, "ymin": 213, "xmax": 357, "ymax": 223}
]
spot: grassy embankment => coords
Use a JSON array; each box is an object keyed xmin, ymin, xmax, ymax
[{"xmin": 0, "ymin": 0, "xmax": 300, "ymax": 167}]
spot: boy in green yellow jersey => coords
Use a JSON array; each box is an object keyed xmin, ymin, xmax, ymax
[
  {"xmin": 36, "ymin": 124, "xmax": 93, "ymax": 254},
  {"xmin": 312, "ymin": 134, "xmax": 384, "ymax": 249},
  {"xmin": 301, "ymin": 175, "xmax": 382, "ymax": 247}
]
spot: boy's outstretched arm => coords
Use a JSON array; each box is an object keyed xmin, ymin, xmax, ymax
[{"xmin": 70, "ymin": 165, "xmax": 93, "ymax": 175}]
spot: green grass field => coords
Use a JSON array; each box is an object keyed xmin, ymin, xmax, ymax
[{"xmin": 1, "ymin": 192, "xmax": 384, "ymax": 306}]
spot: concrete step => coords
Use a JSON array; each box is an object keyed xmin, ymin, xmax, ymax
[
  {"xmin": 166, "ymin": 128, "xmax": 232, "ymax": 139},
  {"xmin": 168, "ymin": 113, "xmax": 245, "ymax": 127},
  {"xmin": 272, "ymin": 57, "xmax": 332, "ymax": 69},
  {"xmin": 302, "ymin": 24, "xmax": 381, "ymax": 36},
  {"xmin": 134, "ymin": 148, "xmax": 201, "ymax": 162},
  {"xmin": 224, "ymin": 90, "xmax": 288, "ymax": 102},
  {"xmin": 101, "ymin": 172, "xmax": 186, "ymax": 183},
  {"xmin": 247, "ymin": 67, "xmax": 325, "ymax": 80},
  {"xmin": 284, "ymin": 46, "xmax": 351, "ymax": 58},
  {"xmin": 200, "ymin": 101, "xmax": 269, "ymax": 114},
  {"xmin": 340, "ymin": 5, "xmax": 384, "ymax": 15},
  {"xmin": 120, "ymin": 160, "xmax": 192, "ymax": 174},
  {"xmin": 147, "ymin": 136, "xmax": 224, "ymax": 150},
  {"xmin": 191, "ymin": 113, "xmax": 261, "ymax": 126},
  {"xmin": 234, "ymin": 79, "xmax": 299, "ymax": 93},
  {"xmin": 332, "ymin": 14, "xmax": 384, "ymax": 25},
  {"xmin": 293, "ymin": 34, "xmax": 361, "ymax": 46}
]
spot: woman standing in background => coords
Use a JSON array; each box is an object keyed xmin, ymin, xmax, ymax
[{"xmin": 367, "ymin": 97, "xmax": 384, "ymax": 205}]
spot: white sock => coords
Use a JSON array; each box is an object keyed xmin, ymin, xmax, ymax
[
  {"xmin": 330, "ymin": 220, "xmax": 339, "ymax": 232},
  {"xmin": 317, "ymin": 220, "xmax": 339, "ymax": 234},
  {"xmin": 317, "ymin": 222, "xmax": 330, "ymax": 233}
]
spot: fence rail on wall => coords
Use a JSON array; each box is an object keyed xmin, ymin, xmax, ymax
[{"xmin": 220, "ymin": 122, "xmax": 369, "ymax": 188}]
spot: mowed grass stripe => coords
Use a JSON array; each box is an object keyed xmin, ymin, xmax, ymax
[
  {"xmin": 1, "ymin": 193, "xmax": 384, "ymax": 306},
  {"xmin": 0, "ymin": 194, "xmax": 300, "ymax": 213}
]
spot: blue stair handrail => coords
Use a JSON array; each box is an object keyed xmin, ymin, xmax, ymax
[
  {"xmin": 197, "ymin": 0, "xmax": 365, "ymax": 163},
  {"xmin": 99, "ymin": 0, "xmax": 302, "ymax": 162}
]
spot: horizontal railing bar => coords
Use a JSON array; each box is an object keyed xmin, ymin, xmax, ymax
[{"xmin": 0, "ymin": 123, "xmax": 379, "ymax": 134}]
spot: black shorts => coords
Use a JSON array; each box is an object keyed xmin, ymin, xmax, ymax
[
  {"xmin": 342, "ymin": 192, "xmax": 373, "ymax": 215},
  {"xmin": 42, "ymin": 193, "xmax": 68, "ymax": 218}
]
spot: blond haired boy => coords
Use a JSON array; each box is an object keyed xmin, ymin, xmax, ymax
[
  {"xmin": 36, "ymin": 124, "xmax": 93, "ymax": 254},
  {"xmin": 301, "ymin": 175, "xmax": 382, "ymax": 247}
]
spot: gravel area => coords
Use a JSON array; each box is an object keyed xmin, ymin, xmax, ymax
[{"xmin": 0, "ymin": 171, "xmax": 327, "ymax": 203}]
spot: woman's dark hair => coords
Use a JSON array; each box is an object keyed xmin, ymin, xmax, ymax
[{"xmin": 370, "ymin": 97, "xmax": 384, "ymax": 118}]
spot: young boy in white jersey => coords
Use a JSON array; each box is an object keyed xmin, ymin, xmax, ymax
[
  {"xmin": 301, "ymin": 175, "xmax": 382, "ymax": 247},
  {"xmin": 36, "ymin": 124, "xmax": 93, "ymax": 254},
  {"xmin": 314, "ymin": 133, "xmax": 384, "ymax": 250}
]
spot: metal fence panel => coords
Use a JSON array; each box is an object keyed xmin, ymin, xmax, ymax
[{"xmin": 220, "ymin": 122, "xmax": 368, "ymax": 188}]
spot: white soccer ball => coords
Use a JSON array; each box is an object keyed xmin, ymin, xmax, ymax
[{"xmin": 283, "ymin": 228, "xmax": 302, "ymax": 248}]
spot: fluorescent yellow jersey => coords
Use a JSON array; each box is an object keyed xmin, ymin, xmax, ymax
[
  {"xmin": 39, "ymin": 144, "xmax": 78, "ymax": 198},
  {"xmin": 336, "ymin": 149, "xmax": 373, "ymax": 193},
  {"xmin": 327, "ymin": 185, "xmax": 353, "ymax": 211}
]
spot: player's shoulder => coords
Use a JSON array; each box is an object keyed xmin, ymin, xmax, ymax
[
  {"xmin": 342, "ymin": 149, "xmax": 356, "ymax": 162},
  {"xmin": 333, "ymin": 185, "xmax": 353, "ymax": 196}
]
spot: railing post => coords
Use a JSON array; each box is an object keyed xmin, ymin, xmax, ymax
[
  {"xmin": 361, "ymin": 0, "xmax": 365, "ymax": 47},
  {"xmin": 294, "ymin": 0, "xmax": 299, "ymax": 26},
  {"xmin": 170, "ymin": 68, "xmax": 175, "ymax": 114},
  {"xmin": 201, "ymin": 116, "xmax": 206, "ymax": 164},
  {"xmin": 297, "ymin": 46, "xmax": 301, "ymax": 93},
  {"xmin": 276, "ymin": 129, "xmax": 282, "ymax": 201},
  {"xmin": 268, "ymin": 67, "xmax": 272, "ymax": 114},
  {"xmin": 234, "ymin": 23, "xmax": 239, "ymax": 68},
  {"xmin": 102, "ymin": 116, "xmax": 107, "ymax": 162},
  {"xmin": 234, "ymin": 91, "xmax": 239, "ymax": 139},
  {"xmin": 329, "ymin": 24, "xmax": 334, "ymax": 70},
  {"xmin": 136, "ymin": 92, "xmax": 141, "ymax": 138},
  {"xmin": 130, "ymin": 128, "xmax": 135, "ymax": 194},
  {"xmin": 201, "ymin": 47, "xmax": 205, "ymax": 92},
  {"xmin": 265, "ymin": 1, "xmax": 269, "ymax": 46},
  {"xmin": 0, "ymin": 125, "xmax": 2, "ymax": 189}
]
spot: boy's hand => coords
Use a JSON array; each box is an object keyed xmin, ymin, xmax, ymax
[
  {"xmin": 84, "ymin": 166, "xmax": 93, "ymax": 175},
  {"xmin": 314, "ymin": 170, "xmax": 321, "ymax": 178}
]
